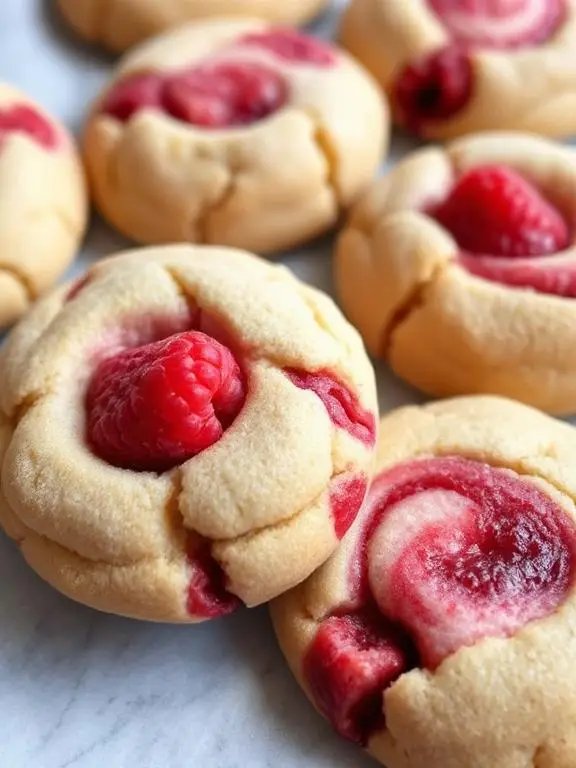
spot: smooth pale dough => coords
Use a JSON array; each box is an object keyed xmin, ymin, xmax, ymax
[
  {"xmin": 0, "ymin": 82, "xmax": 87, "ymax": 330},
  {"xmin": 0, "ymin": 244, "xmax": 377, "ymax": 622},
  {"xmin": 339, "ymin": 0, "xmax": 576, "ymax": 138},
  {"xmin": 82, "ymin": 17, "xmax": 388, "ymax": 253},
  {"xmin": 272, "ymin": 395, "xmax": 576, "ymax": 768},
  {"xmin": 335, "ymin": 131, "xmax": 576, "ymax": 415},
  {"xmin": 57, "ymin": 0, "xmax": 330, "ymax": 52}
]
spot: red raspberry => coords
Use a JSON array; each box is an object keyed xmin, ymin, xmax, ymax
[
  {"xmin": 101, "ymin": 72, "xmax": 164, "ymax": 122},
  {"xmin": 430, "ymin": 164, "xmax": 571, "ymax": 257},
  {"xmin": 0, "ymin": 104, "xmax": 58, "ymax": 149},
  {"xmin": 393, "ymin": 46, "xmax": 473, "ymax": 133},
  {"xmin": 86, "ymin": 331, "xmax": 246, "ymax": 472}
]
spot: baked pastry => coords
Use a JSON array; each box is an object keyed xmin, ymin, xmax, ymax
[
  {"xmin": 0, "ymin": 83, "xmax": 87, "ymax": 330},
  {"xmin": 0, "ymin": 244, "xmax": 377, "ymax": 622},
  {"xmin": 339, "ymin": 0, "xmax": 576, "ymax": 139},
  {"xmin": 272, "ymin": 395, "xmax": 576, "ymax": 768},
  {"xmin": 57, "ymin": 0, "xmax": 329, "ymax": 53},
  {"xmin": 336, "ymin": 131, "xmax": 576, "ymax": 414},
  {"xmin": 83, "ymin": 18, "xmax": 388, "ymax": 253}
]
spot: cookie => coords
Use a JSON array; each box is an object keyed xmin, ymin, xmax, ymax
[
  {"xmin": 0, "ymin": 83, "xmax": 87, "ymax": 330},
  {"xmin": 57, "ymin": 0, "xmax": 329, "ymax": 53},
  {"xmin": 0, "ymin": 244, "xmax": 377, "ymax": 622},
  {"xmin": 272, "ymin": 395, "xmax": 576, "ymax": 768},
  {"xmin": 339, "ymin": 0, "xmax": 576, "ymax": 139},
  {"xmin": 336, "ymin": 132, "xmax": 576, "ymax": 414},
  {"xmin": 82, "ymin": 18, "xmax": 388, "ymax": 253}
]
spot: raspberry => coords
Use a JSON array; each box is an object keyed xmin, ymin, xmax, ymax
[
  {"xmin": 101, "ymin": 62, "xmax": 288, "ymax": 129},
  {"xmin": 393, "ymin": 45, "xmax": 473, "ymax": 133},
  {"xmin": 430, "ymin": 164, "xmax": 571, "ymax": 257},
  {"xmin": 0, "ymin": 104, "xmax": 58, "ymax": 149},
  {"xmin": 238, "ymin": 29, "xmax": 336, "ymax": 67},
  {"xmin": 427, "ymin": 0, "xmax": 566, "ymax": 49},
  {"xmin": 86, "ymin": 331, "xmax": 246, "ymax": 472},
  {"xmin": 187, "ymin": 539, "xmax": 242, "ymax": 618},
  {"xmin": 285, "ymin": 369, "xmax": 376, "ymax": 447}
]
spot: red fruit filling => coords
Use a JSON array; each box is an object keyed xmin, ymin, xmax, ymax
[
  {"xmin": 187, "ymin": 539, "xmax": 242, "ymax": 618},
  {"xmin": 238, "ymin": 29, "xmax": 336, "ymax": 67},
  {"xmin": 0, "ymin": 104, "xmax": 58, "ymax": 150},
  {"xmin": 304, "ymin": 611, "xmax": 416, "ymax": 744},
  {"xmin": 101, "ymin": 61, "xmax": 288, "ymax": 128},
  {"xmin": 426, "ymin": 0, "xmax": 566, "ymax": 49},
  {"xmin": 285, "ymin": 369, "xmax": 376, "ymax": 447},
  {"xmin": 393, "ymin": 45, "xmax": 473, "ymax": 132},
  {"xmin": 428, "ymin": 164, "xmax": 576, "ymax": 296},
  {"xmin": 86, "ymin": 330, "xmax": 246, "ymax": 472},
  {"xmin": 305, "ymin": 456, "xmax": 576, "ymax": 743},
  {"xmin": 329, "ymin": 474, "xmax": 369, "ymax": 540}
]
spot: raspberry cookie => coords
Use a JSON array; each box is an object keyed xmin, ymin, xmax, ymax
[
  {"xmin": 0, "ymin": 83, "xmax": 87, "ymax": 330},
  {"xmin": 272, "ymin": 395, "xmax": 576, "ymax": 768},
  {"xmin": 57, "ymin": 0, "xmax": 329, "ymax": 53},
  {"xmin": 336, "ymin": 132, "xmax": 576, "ymax": 414},
  {"xmin": 83, "ymin": 18, "xmax": 387, "ymax": 253},
  {"xmin": 0, "ymin": 244, "xmax": 377, "ymax": 622},
  {"xmin": 340, "ymin": 0, "xmax": 576, "ymax": 139}
]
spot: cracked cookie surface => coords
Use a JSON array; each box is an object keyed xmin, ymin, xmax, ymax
[
  {"xmin": 82, "ymin": 18, "xmax": 388, "ymax": 254},
  {"xmin": 0, "ymin": 82, "xmax": 87, "ymax": 330},
  {"xmin": 272, "ymin": 395, "xmax": 576, "ymax": 768},
  {"xmin": 0, "ymin": 244, "xmax": 377, "ymax": 622},
  {"xmin": 57, "ymin": 0, "xmax": 330, "ymax": 53},
  {"xmin": 339, "ymin": 0, "xmax": 576, "ymax": 139},
  {"xmin": 336, "ymin": 132, "xmax": 576, "ymax": 414}
]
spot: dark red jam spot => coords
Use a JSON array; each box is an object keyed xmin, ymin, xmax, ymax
[
  {"xmin": 426, "ymin": 0, "xmax": 567, "ymax": 49},
  {"xmin": 101, "ymin": 61, "xmax": 289, "ymax": 129},
  {"xmin": 304, "ymin": 611, "xmax": 416, "ymax": 744},
  {"xmin": 86, "ymin": 329, "xmax": 246, "ymax": 472},
  {"xmin": 428, "ymin": 164, "xmax": 574, "ymax": 296},
  {"xmin": 0, "ymin": 104, "xmax": 58, "ymax": 150},
  {"xmin": 305, "ymin": 456, "xmax": 576, "ymax": 742},
  {"xmin": 393, "ymin": 45, "xmax": 473, "ymax": 133},
  {"xmin": 238, "ymin": 29, "xmax": 337, "ymax": 67},
  {"xmin": 186, "ymin": 539, "xmax": 242, "ymax": 618},
  {"xmin": 66, "ymin": 275, "xmax": 91, "ymax": 302},
  {"xmin": 329, "ymin": 473, "xmax": 369, "ymax": 540},
  {"xmin": 285, "ymin": 369, "xmax": 376, "ymax": 447}
]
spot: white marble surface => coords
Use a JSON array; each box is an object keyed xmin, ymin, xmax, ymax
[{"xmin": 0, "ymin": 2, "xmax": 422, "ymax": 767}]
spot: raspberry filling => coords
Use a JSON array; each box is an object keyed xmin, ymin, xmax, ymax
[
  {"xmin": 187, "ymin": 539, "xmax": 242, "ymax": 618},
  {"xmin": 393, "ymin": 46, "xmax": 473, "ymax": 132},
  {"xmin": 305, "ymin": 456, "xmax": 576, "ymax": 743},
  {"xmin": 329, "ymin": 474, "xmax": 369, "ymax": 540},
  {"xmin": 86, "ymin": 330, "xmax": 246, "ymax": 472},
  {"xmin": 285, "ymin": 369, "xmax": 376, "ymax": 447},
  {"xmin": 0, "ymin": 104, "xmax": 58, "ymax": 150},
  {"xmin": 238, "ymin": 29, "xmax": 336, "ymax": 66},
  {"xmin": 428, "ymin": 164, "xmax": 576, "ymax": 296},
  {"xmin": 101, "ymin": 61, "xmax": 288, "ymax": 129},
  {"xmin": 427, "ymin": 0, "xmax": 566, "ymax": 49}
]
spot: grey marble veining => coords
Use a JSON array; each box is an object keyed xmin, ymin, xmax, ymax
[{"xmin": 0, "ymin": 1, "xmax": 419, "ymax": 766}]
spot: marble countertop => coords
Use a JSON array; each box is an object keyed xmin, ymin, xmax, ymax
[{"xmin": 0, "ymin": 2, "xmax": 420, "ymax": 766}]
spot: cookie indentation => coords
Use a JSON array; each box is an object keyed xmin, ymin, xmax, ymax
[
  {"xmin": 238, "ymin": 28, "xmax": 337, "ymax": 67},
  {"xmin": 101, "ymin": 61, "xmax": 289, "ymax": 129},
  {"xmin": 393, "ymin": 46, "xmax": 473, "ymax": 132},
  {"xmin": 305, "ymin": 456, "xmax": 576, "ymax": 742},
  {"xmin": 426, "ymin": 0, "xmax": 567, "ymax": 49},
  {"xmin": 86, "ymin": 330, "xmax": 246, "ymax": 472},
  {"xmin": 0, "ymin": 104, "xmax": 58, "ymax": 149},
  {"xmin": 285, "ymin": 369, "xmax": 376, "ymax": 447}
]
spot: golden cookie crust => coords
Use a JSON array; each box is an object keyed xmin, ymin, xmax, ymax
[
  {"xmin": 339, "ymin": 0, "xmax": 576, "ymax": 139},
  {"xmin": 0, "ymin": 83, "xmax": 87, "ymax": 330},
  {"xmin": 0, "ymin": 244, "xmax": 377, "ymax": 622},
  {"xmin": 57, "ymin": 0, "xmax": 329, "ymax": 53},
  {"xmin": 82, "ymin": 17, "xmax": 388, "ymax": 253},
  {"xmin": 272, "ymin": 395, "xmax": 576, "ymax": 768},
  {"xmin": 336, "ymin": 131, "xmax": 576, "ymax": 414}
]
